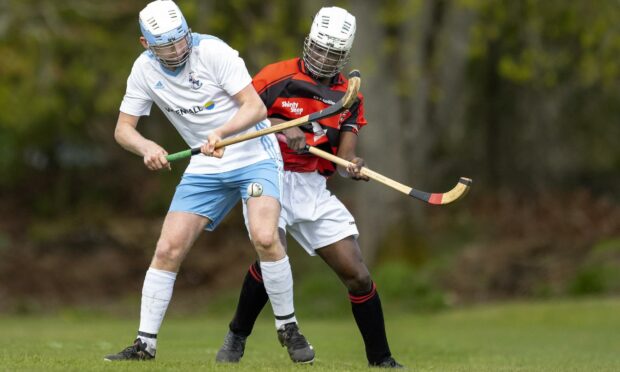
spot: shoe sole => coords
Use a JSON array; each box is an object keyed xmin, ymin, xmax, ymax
[{"xmin": 299, "ymin": 359, "xmax": 314, "ymax": 365}]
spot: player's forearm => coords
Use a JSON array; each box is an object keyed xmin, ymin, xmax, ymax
[
  {"xmin": 214, "ymin": 100, "xmax": 267, "ymax": 139},
  {"xmin": 336, "ymin": 131, "xmax": 361, "ymax": 177},
  {"xmin": 336, "ymin": 132, "xmax": 358, "ymax": 161},
  {"xmin": 114, "ymin": 122, "xmax": 154, "ymax": 157}
]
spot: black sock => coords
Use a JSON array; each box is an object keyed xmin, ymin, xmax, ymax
[
  {"xmin": 349, "ymin": 282, "xmax": 392, "ymax": 364},
  {"xmin": 229, "ymin": 261, "xmax": 269, "ymax": 337}
]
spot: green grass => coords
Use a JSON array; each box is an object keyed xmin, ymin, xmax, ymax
[{"xmin": 0, "ymin": 298, "xmax": 618, "ymax": 371}]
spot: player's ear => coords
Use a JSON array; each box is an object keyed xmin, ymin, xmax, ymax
[{"xmin": 139, "ymin": 36, "xmax": 149, "ymax": 49}]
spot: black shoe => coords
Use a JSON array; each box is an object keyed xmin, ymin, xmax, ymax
[
  {"xmin": 277, "ymin": 323, "xmax": 315, "ymax": 364},
  {"xmin": 215, "ymin": 331, "xmax": 247, "ymax": 363},
  {"xmin": 369, "ymin": 356, "xmax": 404, "ymax": 368},
  {"xmin": 103, "ymin": 339, "xmax": 155, "ymax": 361}
]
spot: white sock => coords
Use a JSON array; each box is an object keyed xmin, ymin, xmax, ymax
[
  {"xmin": 137, "ymin": 267, "xmax": 177, "ymax": 353},
  {"xmin": 260, "ymin": 256, "xmax": 298, "ymax": 329}
]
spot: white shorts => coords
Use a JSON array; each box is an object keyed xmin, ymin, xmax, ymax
[{"xmin": 244, "ymin": 170, "xmax": 359, "ymax": 256}]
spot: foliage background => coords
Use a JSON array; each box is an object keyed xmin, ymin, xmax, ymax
[{"xmin": 0, "ymin": 0, "xmax": 619, "ymax": 315}]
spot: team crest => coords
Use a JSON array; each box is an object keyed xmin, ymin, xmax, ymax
[{"xmin": 189, "ymin": 71, "xmax": 203, "ymax": 90}]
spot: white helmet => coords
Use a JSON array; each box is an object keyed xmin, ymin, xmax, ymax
[
  {"xmin": 303, "ymin": 7, "xmax": 356, "ymax": 78},
  {"xmin": 139, "ymin": 0, "xmax": 192, "ymax": 69}
]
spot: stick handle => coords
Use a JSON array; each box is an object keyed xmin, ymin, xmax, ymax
[
  {"xmin": 217, "ymin": 115, "xmax": 311, "ymax": 148},
  {"xmin": 305, "ymin": 146, "xmax": 412, "ymax": 195},
  {"xmin": 165, "ymin": 70, "xmax": 361, "ymax": 162},
  {"xmin": 164, "ymin": 116, "xmax": 312, "ymax": 162}
]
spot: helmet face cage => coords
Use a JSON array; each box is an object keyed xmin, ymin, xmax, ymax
[
  {"xmin": 302, "ymin": 7, "xmax": 356, "ymax": 79},
  {"xmin": 148, "ymin": 30, "xmax": 192, "ymax": 69},
  {"xmin": 303, "ymin": 37, "xmax": 351, "ymax": 78}
]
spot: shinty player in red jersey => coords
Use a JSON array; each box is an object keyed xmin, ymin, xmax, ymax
[{"xmin": 216, "ymin": 6, "xmax": 403, "ymax": 368}]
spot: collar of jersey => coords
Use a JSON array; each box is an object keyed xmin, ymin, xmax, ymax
[{"xmin": 159, "ymin": 63, "xmax": 185, "ymax": 77}]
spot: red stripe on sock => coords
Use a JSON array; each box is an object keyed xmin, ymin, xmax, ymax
[
  {"xmin": 248, "ymin": 263, "xmax": 263, "ymax": 283},
  {"xmin": 349, "ymin": 282, "xmax": 377, "ymax": 304}
]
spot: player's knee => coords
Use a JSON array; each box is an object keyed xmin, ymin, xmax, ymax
[
  {"xmin": 345, "ymin": 272, "xmax": 372, "ymax": 293},
  {"xmin": 154, "ymin": 238, "xmax": 183, "ymax": 264},
  {"xmin": 250, "ymin": 228, "xmax": 278, "ymax": 250}
]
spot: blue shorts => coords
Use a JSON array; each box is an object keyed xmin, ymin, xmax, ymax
[{"xmin": 169, "ymin": 159, "xmax": 282, "ymax": 231}]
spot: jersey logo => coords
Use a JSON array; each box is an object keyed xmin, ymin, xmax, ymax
[
  {"xmin": 164, "ymin": 105, "xmax": 205, "ymax": 116},
  {"xmin": 204, "ymin": 100, "xmax": 215, "ymax": 110},
  {"xmin": 189, "ymin": 71, "xmax": 203, "ymax": 90},
  {"xmin": 154, "ymin": 81, "xmax": 165, "ymax": 90},
  {"xmin": 281, "ymin": 101, "xmax": 304, "ymax": 116}
]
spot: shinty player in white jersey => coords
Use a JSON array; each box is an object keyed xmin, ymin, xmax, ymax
[{"xmin": 104, "ymin": 0, "xmax": 314, "ymax": 364}]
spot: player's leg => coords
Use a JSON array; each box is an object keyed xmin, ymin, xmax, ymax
[
  {"xmin": 215, "ymin": 228, "xmax": 286, "ymax": 363},
  {"xmin": 242, "ymin": 160, "xmax": 314, "ymax": 364},
  {"xmin": 230, "ymin": 229, "xmax": 289, "ymax": 334},
  {"xmin": 315, "ymin": 238, "xmax": 402, "ymax": 368},
  {"xmin": 105, "ymin": 172, "xmax": 230, "ymax": 362},
  {"xmin": 246, "ymin": 196, "xmax": 314, "ymax": 363},
  {"xmin": 217, "ymin": 167, "xmax": 299, "ymax": 363},
  {"xmin": 104, "ymin": 211, "xmax": 210, "ymax": 361},
  {"xmin": 286, "ymin": 171, "xmax": 402, "ymax": 367}
]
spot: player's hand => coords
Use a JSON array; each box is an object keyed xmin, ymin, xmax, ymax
[
  {"xmin": 201, "ymin": 132, "xmax": 225, "ymax": 158},
  {"xmin": 282, "ymin": 126, "xmax": 306, "ymax": 151},
  {"xmin": 346, "ymin": 157, "xmax": 369, "ymax": 181},
  {"xmin": 142, "ymin": 140, "xmax": 171, "ymax": 171}
]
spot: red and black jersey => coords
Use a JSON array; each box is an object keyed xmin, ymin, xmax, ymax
[{"xmin": 252, "ymin": 58, "xmax": 366, "ymax": 176}]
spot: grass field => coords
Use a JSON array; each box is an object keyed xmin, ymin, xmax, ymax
[{"xmin": 0, "ymin": 298, "xmax": 618, "ymax": 371}]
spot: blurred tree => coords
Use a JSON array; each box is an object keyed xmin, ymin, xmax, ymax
[
  {"xmin": 465, "ymin": 0, "xmax": 620, "ymax": 191},
  {"xmin": 346, "ymin": 0, "xmax": 620, "ymax": 264}
]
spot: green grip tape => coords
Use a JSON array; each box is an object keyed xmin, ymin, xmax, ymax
[{"xmin": 166, "ymin": 149, "xmax": 193, "ymax": 162}]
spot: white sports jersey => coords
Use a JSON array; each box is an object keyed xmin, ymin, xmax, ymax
[{"xmin": 120, "ymin": 33, "xmax": 281, "ymax": 174}]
